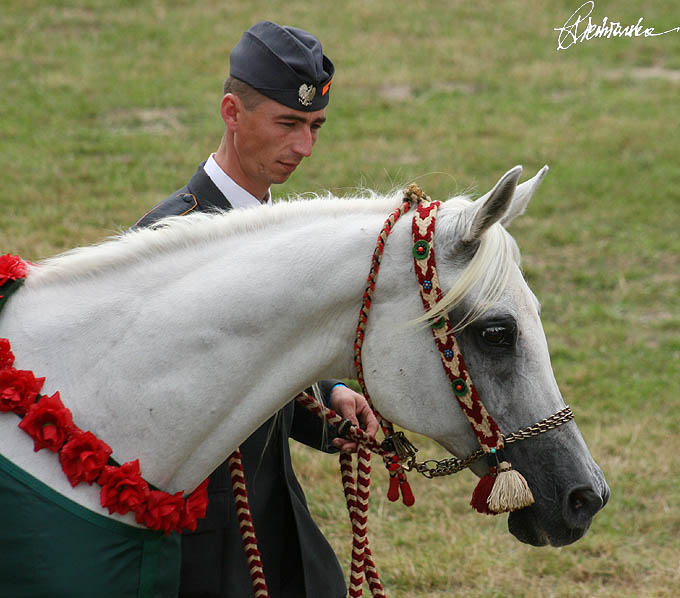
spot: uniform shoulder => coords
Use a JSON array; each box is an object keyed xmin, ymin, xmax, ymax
[{"xmin": 133, "ymin": 191, "xmax": 198, "ymax": 229}]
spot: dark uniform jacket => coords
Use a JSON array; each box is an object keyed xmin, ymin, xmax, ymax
[{"xmin": 134, "ymin": 163, "xmax": 347, "ymax": 598}]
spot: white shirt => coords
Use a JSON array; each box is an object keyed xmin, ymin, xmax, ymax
[{"xmin": 203, "ymin": 154, "xmax": 272, "ymax": 209}]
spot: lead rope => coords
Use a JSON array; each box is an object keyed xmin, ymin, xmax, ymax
[
  {"xmin": 295, "ymin": 392, "xmax": 394, "ymax": 598},
  {"xmin": 352, "ymin": 184, "xmax": 429, "ymax": 507},
  {"xmin": 338, "ymin": 186, "xmax": 429, "ymax": 597},
  {"xmin": 228, "ymin": 449, "xmax": 269, "ymax": 598}
]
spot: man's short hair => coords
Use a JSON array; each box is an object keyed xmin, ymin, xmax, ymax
[{"xmin": 222, "ymin": 76, "xmax": 268, "ymax": 111}]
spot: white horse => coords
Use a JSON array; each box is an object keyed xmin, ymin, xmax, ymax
[{"xmin": 0, "ymin": 166, "xmax": 608, "ymax": 592}]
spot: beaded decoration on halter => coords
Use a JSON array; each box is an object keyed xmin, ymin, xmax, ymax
[{"xmin": 411, "ymin": 198, "xmax": 534, "ymax": 514}]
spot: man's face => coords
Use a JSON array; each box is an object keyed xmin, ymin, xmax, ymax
[{"xmin": 230, "ymin": 97, "xmax": 326, "ymax": 197}]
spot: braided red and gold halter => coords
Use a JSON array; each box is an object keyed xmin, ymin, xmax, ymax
[{"xmin": 410, "ymin": 197, "xmax": 534, "ymax": 515}]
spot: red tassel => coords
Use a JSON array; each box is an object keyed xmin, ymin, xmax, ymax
[
  {"xmin": 386, "ymin": 456, "xmax": 401, "ymax": 502},
  {"xmin": 470, "ymin": 468, "xmax": 497, "ymax": 515},
  {"xmin": 387, "ymin": 475, "xmax": 400, "ymax": 502},
  {"xmin": 399, "ymin": 476, "xmax": 415, "ymax": 506}
]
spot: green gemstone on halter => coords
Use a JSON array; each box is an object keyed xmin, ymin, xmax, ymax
[
  {"xmin": 430, "ymin": 316, "xmax": 446, "ymax": 330},
  {"xmin": 413, "ymin": 240, "xmax": 430, "ymax": 260},
  {"xmin": 452, "ymin": 378, "xmax": 468, "ymax": 396}
]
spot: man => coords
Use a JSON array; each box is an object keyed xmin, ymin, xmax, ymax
[{"xmin": 135, "ymin": 21, "xmax": 378, "ymax": 598}]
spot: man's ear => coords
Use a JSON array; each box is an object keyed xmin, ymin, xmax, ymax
[{"xmin": 220, "ymin": 94, "xmax": 240, "ymax": 131}]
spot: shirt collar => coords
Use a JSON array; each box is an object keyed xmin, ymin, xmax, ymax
[{"xmin": 203, "ymin": 154, "xmax": 272, "ymax": 209}]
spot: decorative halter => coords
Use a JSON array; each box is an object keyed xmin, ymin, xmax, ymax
[{"xmin": 349, "ymin": 184, "xmax": 574, "ymax": 515}]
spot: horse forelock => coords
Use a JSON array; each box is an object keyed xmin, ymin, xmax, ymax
[{"xmin": 24, "ymin": 192, "xmax": 406, "ymax": 288}]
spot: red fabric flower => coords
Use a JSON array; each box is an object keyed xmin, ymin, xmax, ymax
[
  {"xmin": 0, "ymin": 254, "xmax": 27, "ymax": 287},
  {"xmin": 99, "ymin": 459, "xmax": 150, "ymax": 516},
  {"xmin": 0, "ymin": 338, "xmax": 14, "ymax": 369},
  {"xmin": 18, "ymin": 391, "xmax": 75, "ymax": 452},
  {"xmin": 0, "ymin": 368, "xmax": 45, "ymax": 415},
  {"xmin": 59, "ymin": 430, "xmax": 113, "ymax": 487},
  {"xmin": 136, "ymin": 489, "xmax": 185, "ymax": 535},
  {"xmin": 179, "ymin": 478, "xmax": 210, "ymax": 532}
]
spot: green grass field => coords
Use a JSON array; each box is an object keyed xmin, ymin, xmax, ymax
[{"xmin": 1, "ymin": 1, "xmax": 678, "ymax": 596}]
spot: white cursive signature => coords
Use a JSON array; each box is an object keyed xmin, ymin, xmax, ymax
[{"xmin": 554, "ymin": 1, "xmax": 680, "ymax": 51}]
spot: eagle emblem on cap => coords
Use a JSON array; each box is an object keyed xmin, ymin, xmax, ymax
[{"xmin": 298, "ymin": 83, "xmax": 316, "ymax": 106}]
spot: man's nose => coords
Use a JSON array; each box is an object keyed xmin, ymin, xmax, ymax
[{"xmin": 291, "ymin": 127, "xmax": 314, "ymax": 157}]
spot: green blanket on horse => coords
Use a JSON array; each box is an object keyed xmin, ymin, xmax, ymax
[{"xmin": 0, "ymin": 453, "xmax": 180, "ymax": 597}]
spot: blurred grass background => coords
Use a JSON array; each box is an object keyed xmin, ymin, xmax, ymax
[{"xmin": 1, "ymin": 1, "xmax": 678, "ymax": 596}]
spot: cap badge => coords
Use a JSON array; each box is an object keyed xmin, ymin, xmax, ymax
[{"xmin": 298, "ymin": 83, "xmax": 316, "ymax": 107}]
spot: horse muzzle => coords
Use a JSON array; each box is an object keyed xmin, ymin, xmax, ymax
[{"xmin": 508, "ymin": 472, "xmax": 610, "ymax": 547}]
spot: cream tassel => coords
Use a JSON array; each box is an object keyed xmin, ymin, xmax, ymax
[{"xmin": 487, "ymin": 461, "xmax": 535, "ymax": 513}]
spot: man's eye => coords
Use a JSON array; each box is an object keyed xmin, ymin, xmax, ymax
[{"xmin": 480, "ymin": 326, "xmax": 516, "ymax": 347}]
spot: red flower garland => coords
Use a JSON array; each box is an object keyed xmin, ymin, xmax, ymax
[
  {"xmin": 0, "ymin": 254, "xmax": 209, "ymax": 535},
  {"xmin": 0, "ymin": 338, "xmax": 14, "ymax": 368},
  {"xmin": 59, "ymin": 430, "xmax": 113, "ymax": 487},
  {"xmin": 0, "ymin": 368, "xmax": 46, "ymax": 415},
  {"xmin": 137, "ymin": 489, "xmax": 186, "ymax": 534},
  {"xmin": 99, "ymin": 459, "xmax": 150, "ymax": 516},
  {"xmin": 180, "ymin": 478, "xmax": 211, "ymax": 532},
  {"xmin": 0, "ymin": 253, "xmax": 26, "ymax": 289},
  {"xmin": 19, "ymin": 391, "xmax": 75, "ymax": 452}
]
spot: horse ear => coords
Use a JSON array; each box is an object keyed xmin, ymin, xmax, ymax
[
  {"xmin": 500, "ymin": 165, "xmax": 549, "ymax": 227},
  {"xmin": 463, "ymin": 165, "xmax": 523, "ymax": 243}
]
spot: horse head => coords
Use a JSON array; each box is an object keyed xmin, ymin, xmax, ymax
[{"xmin": 362, "ymin": 166, "xmax": 609, "ymax": 547}]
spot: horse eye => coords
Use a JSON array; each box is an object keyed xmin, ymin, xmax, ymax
[{"xmin": 481, "ymin": 325, "xmax": 515, "ymax": 347}]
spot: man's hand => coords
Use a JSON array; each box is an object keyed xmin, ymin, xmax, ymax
[{"xmin": 329, "ymin": 385, "xmax": 379, "ymax": 452}]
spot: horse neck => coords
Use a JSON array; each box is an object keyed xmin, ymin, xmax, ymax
[{"xmin": 2, "ymin": 203, "xmax": 394, "ymax": 492}]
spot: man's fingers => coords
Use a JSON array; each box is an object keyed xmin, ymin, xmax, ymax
[{"xmin": 332, "ymin": 438, "xmax": 357, "ymax": 452}]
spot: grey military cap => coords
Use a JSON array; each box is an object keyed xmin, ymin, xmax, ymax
[{"xmin": 229, "ymin": 21, "xmax": 334, "ymax": 111}]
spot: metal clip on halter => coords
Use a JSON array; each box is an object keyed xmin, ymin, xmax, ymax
[{"xmin": 381, "ymin": 431, "xmax": 418, "ymax": 469}]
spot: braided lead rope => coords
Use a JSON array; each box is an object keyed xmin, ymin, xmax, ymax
[
  {"xmin": 298, "ymin": 187, "xmax": 428, "ymax": 598},
  {"xmin": 297, "ymin": 391, "xmax": 387, "ymax": 597},
  {"xmin": 353, "ymin": 185, "xmax": 430, "ymax": 442},
  {"xmin": 294, "ymin": 187, "xmax": 429, "ymax": 598},
  {"xmin": 341, "ymin": 449, "xmax": 387, "ymax": 598},
  {"xmin": 343, "ymin": 450, "xmax": 366, "ymax": 597},
  {"xmin": 363, "ymin": 544, "xmax": 385, "ymax": 598},
  {"xmin": 227, "ymin": 450, "xmax": 269, "ymax": 598}
]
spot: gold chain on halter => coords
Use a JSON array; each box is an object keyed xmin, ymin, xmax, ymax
[{"xmin": 407, "ymin": 406, "xmax": 575, "ymax": 478}]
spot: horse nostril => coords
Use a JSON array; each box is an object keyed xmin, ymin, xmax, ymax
[{"xmin": 565, "ymin": 487, "xmax": 603, "ymax": 525}]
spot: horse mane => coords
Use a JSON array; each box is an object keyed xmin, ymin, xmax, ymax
[
  {"xmin": 25, "ymin": 191, "xmax": 520, "ymax": 330},
  {"xmin": 26, "ymin": 192, "xmax": 404, "ymax": 288}
]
